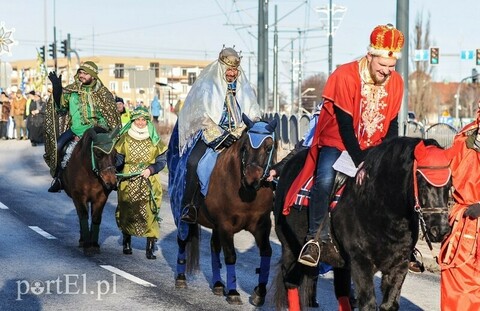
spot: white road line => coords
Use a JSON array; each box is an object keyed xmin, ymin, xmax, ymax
[
  {"xmin": 100, "ymin": 265, "xmax": 156, "ymax": 287},
  {"xmin": 28, "ymin": 226, "xmax": 57, "ymax": 239},
  {"xmin": 0, "ymin": 202, "xmax": 8, "ymax": 209}
]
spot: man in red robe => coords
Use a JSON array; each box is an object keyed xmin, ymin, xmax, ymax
[
  {"xmin": 439, "ymin": 103, "xmax": 480, "ymax": 310},
  {"xmin": 284, "ymin": 24, "xmax": 405, "ymax": 268}
]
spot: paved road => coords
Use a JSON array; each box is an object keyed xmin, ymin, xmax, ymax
[{"xmin": 0, "ymin": 139, "xmax": 442, "ymax": 310}]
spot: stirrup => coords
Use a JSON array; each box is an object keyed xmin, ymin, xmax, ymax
[
  {"xmin": 180, "ymin": 205, "xmax": 197, "ymax": 224},
  {"xmin": 297, "ymin": 239, "xmax": 320, "ymax": 267}
]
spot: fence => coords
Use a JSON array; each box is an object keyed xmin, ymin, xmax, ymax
[{"xmin": 264, "ymin": 113, "xmax": 458, "ymax": 151}]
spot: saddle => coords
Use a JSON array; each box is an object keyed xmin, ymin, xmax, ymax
[{"xmin": 291, "ymin": 171, "xmax": 348, "ymax": 212}]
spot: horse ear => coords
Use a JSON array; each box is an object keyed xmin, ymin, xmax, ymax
[
  {"xmin": 242, "ymin": 113, "xmax": 254, "ymax": 129},
  {"xmin": 266, "ymin": 119, "xmax": 277, "ymax": 132},
  {"xmin": 109, "ymin": 126, "xmax": 121, "ymax": 140}
]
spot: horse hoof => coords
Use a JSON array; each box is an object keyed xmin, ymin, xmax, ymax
[
  {"xmin": 226, "ymin": 290, "xmax": 242, "ymax": 305},
  {"xmin": 175, "ymin": 273, "xmax": 187, "ymax": 289},
  {"xmin": 212, "ymin": 281, "xmax": 225, "ymax": 296},
  {"xmin": 250, "ymin": 285, "xmax": 266, "ymax": 306}
]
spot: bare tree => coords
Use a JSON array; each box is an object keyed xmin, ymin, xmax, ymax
[
  {"xmin": 299, "ymin": 73, "xmax": 327, "ymax": 112},
  {"xmin": 409, "ymin": 11, "xmax": 438, "ymax": 123}
]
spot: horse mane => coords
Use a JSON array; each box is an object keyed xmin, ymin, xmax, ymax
[{"xmin": 78, "ymin": 126, "xmax": 108, "ymax": 157}]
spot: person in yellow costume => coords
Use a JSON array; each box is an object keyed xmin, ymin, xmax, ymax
[{"xmin": 115, "ymin": 106, "xmax": 167, "ymax": 260}]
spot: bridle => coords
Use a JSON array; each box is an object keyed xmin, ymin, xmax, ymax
[
  {"xmin": 91, "ymin": 142, "xmax": 116, "ymax": 187},
  {"xmin": 240, "ymin": 128, "xmax": 276, "ymax": 190},
  {"xmin": 412, "ymin": 158, "xmax": 450, "ymax": 254}
]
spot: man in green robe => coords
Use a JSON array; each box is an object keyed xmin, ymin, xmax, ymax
[{"xmin": 45, "ymin": 61, "xmax": 121, "ymax": 192}]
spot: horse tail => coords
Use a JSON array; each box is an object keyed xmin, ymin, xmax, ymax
[
  {"xmin": 186, "ymin": 223, "xmax": 200, "ymax": 274},
  {"xmin": 273, "ymin": 265, "xmax": 288, "ymax": 310}
]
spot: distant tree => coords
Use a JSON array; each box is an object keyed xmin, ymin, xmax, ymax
[
  {"xmin": 298, "ymin": 73, "xmax": 327, "ymax": 113},
  {"xmin": 409, "ymin": 11, "xmax": 437, "ymax": 123}
]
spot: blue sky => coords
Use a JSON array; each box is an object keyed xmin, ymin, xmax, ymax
[{"xmin": 2, "ymin": 0, "xmax": 479, "ymax": 93}]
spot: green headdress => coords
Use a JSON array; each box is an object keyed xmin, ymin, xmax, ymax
[{"xmin": 119, "ymin": 106, "xmax": 160, "ymax": 145}]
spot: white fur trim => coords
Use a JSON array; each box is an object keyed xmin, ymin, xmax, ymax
[{"xmin": 367, "ymin": 45, "xmax": 402, "ymax": 59}]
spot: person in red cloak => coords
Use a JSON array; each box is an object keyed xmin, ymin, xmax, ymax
[
  {"xmin": 439, "ymin": 101, "xmax": 480, "ymax": 311},
  {"xmin": 278, "ymin": 24, "xmax": 406, "ymax": 268}
]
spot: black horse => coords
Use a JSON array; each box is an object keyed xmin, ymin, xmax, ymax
[
  {"xmin": 273, "ymin": 137, "xmax": 451, "ymax": 310},
  {"xmin": 168, "ymin": 114, "xmax": 277, "ymax": 306}
]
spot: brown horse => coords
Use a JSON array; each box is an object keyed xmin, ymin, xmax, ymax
[
  {"xmin": 167, "ymin": 114, "xmax": 277, "ymax": 306},
  {"xmin": 61, "ymin": 126, "xmax": 118, "ymax": 255}
]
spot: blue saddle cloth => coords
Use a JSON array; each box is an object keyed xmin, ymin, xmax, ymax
[
  {"xmin": 167, "ymin": 123, "xmax": 219, "ymax": 240},
  {"xmin": 197, "ymin": 148, "xmax": 218, "ymax": 197}
]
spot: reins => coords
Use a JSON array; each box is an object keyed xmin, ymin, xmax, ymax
[{"xmin": 116, "ymin": 170, "xmax": 162, "ymax": 222}]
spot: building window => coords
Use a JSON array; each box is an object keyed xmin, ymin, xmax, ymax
[
  {"xmin": 109, "ymin": 81, "xmax": 118, "ymax": 92},
  {"xmin": 122, "ymin": 81, "xmax": 130, "ymax": 93},
  {"xmin": 182, "ymin": 69, "xmax": 187, "ymax": 76},
  {"xmin": 150, "ymin": 62, "xmax": 159, "ymax": 78},
  {"xmin": 114, "ymin": 63, "xmax": 124, "ymax": 79}
]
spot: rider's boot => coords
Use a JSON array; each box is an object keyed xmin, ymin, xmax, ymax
[
  {"xmin": 48, "ymin": 167, "xmax": 63, "ymax": 192},
  {"xmin": 146, "ymin": 237, "xmax": 157, "ymax": 259},
  {"xmin": 299, "ymin": 216, "xmax": 345, "ymax": 268}
]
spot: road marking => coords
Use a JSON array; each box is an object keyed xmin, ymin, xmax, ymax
[
  {"xmin": 100, "ymin": 265, "xmax": 156, "ymax": 287},
  {"xmin": 28, "ymin": 226, "xmax": 57, "ymax": 239},
  {"xmin": 0, "ymin": 202, "xmax": 8, "ymax": 209}
]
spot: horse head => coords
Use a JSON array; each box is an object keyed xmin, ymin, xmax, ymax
[
  {"xmin": 238, "ymin": 114, "xmax": 277, "ymax": 197},
  {"xmin": 90, "ymin": 127, "xmax": 119, "ymax": 192},
  {"xmin": 414, "ymin": 139, "xmax": 452, "ymax": 243}
]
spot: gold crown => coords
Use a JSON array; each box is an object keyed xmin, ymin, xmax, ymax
[
  {"xmin": 368, "ymin": 24, "xmax": 405, "ymax": 59},
  {"xmin": 218, "ymin": 46, "xmax": 241, "ymax": 68}
]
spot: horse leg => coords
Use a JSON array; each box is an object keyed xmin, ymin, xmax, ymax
[
  {"xmin": 175, "ymin": 236, "xmax": 188, "ymax": 289},
  {"xmin": 74, "ymin": 200, "xmax": 90, "ymax": 251},
  {"xmin": 219, "ymin": 230, "xmax": 242, "ymax": 305},
  {"xmin": 250, "ymin": 216, "xmax": 272, "ymax": 307},
  {"xmin": 334, "ymin": 267, "xmax": 353, "ymax": 311},
  {"xmin": 379, "ymin": 262, "xmax": 408, "ymax": 311},
  {"xmin": 210, "ymin": 230, "xmax": 225, "ymax": 296},
  {"xmin": 87, "ymin": 200, "xmax": 106, "ymax": 254},
  {"xmin": 350, "ymin": 259, "xmax": 376, "ymax": 310}
]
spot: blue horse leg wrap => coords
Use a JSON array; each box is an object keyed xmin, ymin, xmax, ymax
[
  {"xmin": 226, "ymin": 264, "xmax": 237, "ymax": 291},
  {"xmin": 211, "ymin": 252, "xmax": 222, "ymax": 284},
  {"xmin": 258, "ymin": 256, "xmax": 271, "ymax": 284},
  {"xmin": 176, "ymin": 248, "xmax": 186, "ymax": 275}
]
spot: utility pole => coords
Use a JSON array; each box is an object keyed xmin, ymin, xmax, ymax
[
  {"xmin": 396, "ymin": 0, "xmax": 409, "ymax": 136},
  {"xmin": 53, "ymin": 0, "xmax": 57, "ymax": 72},
  {"xmin": 257, "ymin": 0, "xmax": 269, "ymax": 112}
]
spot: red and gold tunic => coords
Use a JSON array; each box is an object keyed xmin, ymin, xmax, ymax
[{"xmin": 284, "ymin": 57, "xmax": 403, "ymax": 214}]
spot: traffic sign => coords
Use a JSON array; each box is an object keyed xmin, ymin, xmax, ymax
[
  {"xmin": 414, "ymin": 49, "xmax": 429, "ymax": 61},
  {"xmin": 460, "ymin": 50, "xmax": 474, "ymax": 60}
]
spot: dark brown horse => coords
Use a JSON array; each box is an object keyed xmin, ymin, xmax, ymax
[
  {"xmin": 167, "ymin": 114, "xmax": 277, "ymax": 306},
  {"xmin": 61, "ymin": 126, "xmax": 118, "ymax": 255}
]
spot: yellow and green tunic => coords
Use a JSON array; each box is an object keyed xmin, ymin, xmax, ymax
[{"xmin": 115, "ymin": 134, "xmax": 167, "ymax": 238}]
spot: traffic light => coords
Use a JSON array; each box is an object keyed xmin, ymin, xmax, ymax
[
  {"xmin": 430, "ymin": 47, "xmax": 439, "ymax": 65},
  {"xmin": 476, "ymin": 49, "xmax": 480, "ymax": 66},
  {"xmin": 48, "ymin": 42, "xmax": 57, "ymax": 59},
  {"xmin": 39, "ymin": 46, "xmax": 45, "ymax": 62},
  {"xmin": 60, "ymin": 39, "xmax": 68, "ymax": 57}
]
